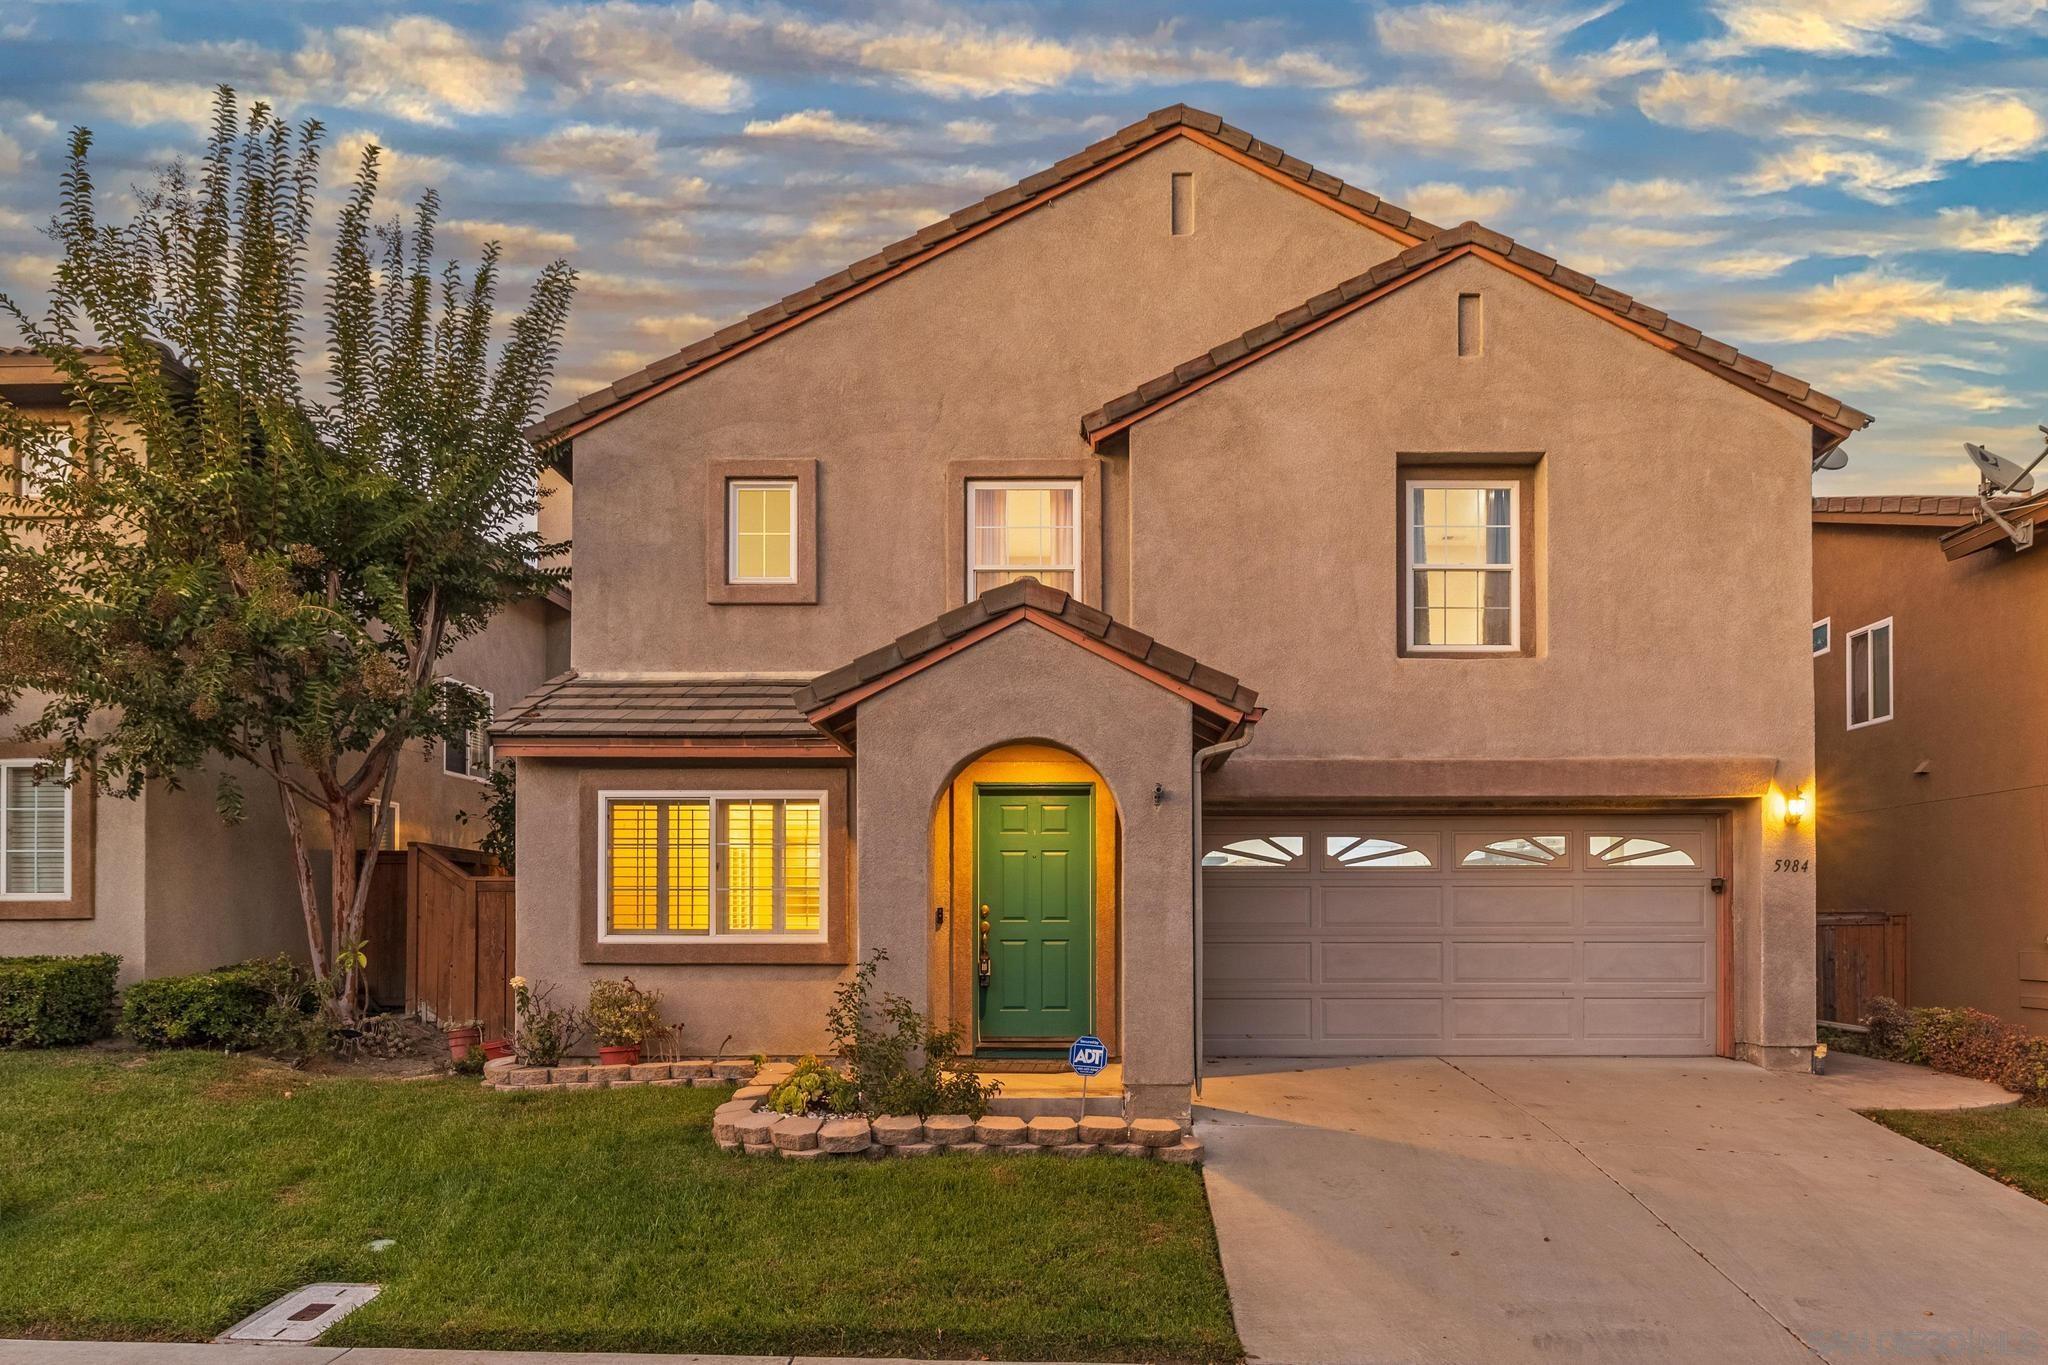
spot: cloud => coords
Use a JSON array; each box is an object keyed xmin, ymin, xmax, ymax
[
  {"xmin": 511, "ymin": 124, "xmax": 662, "ymax": 182},
  {"xmin": 1801, "ymin": 352, "xmax": 2020, "ymax": 412},
  {"xmin": 1562, "ymin": 178, "xmax": 1750, "ymax": 218},
  {"xmin": 1741, "ymin": 144, "xmax": 1938, "ymax": 202},
  {"xmin": 1692, "ymin": 249, "xmax": 1805, "ymax": 278},
  {"xmin": 743, "ymin": 109, "xmax": 898, "ymax": 148},
  {"xmin": 80, "ymin": 81, "xmax": 220, "ymax": 132},
  {"xmin": 736, "ymin": 190, "xmax": 943, "ymax": 276},
  {"xmin": 291, "ymin": 17, "xmax": 521, "ymax": 125},
  {"xmin": 514, "ymin": 3, "xmax": 751, "ymax": 111},
  {"xmin": 1703, "ymin": 0, "xmax": 1935, "ymax": 56},
  {"xmin": 1400, "ymin": 181, "xmax": 1520, "ymax": 223},
  {"xmin": 0, "ymin": 129, "xmax": 21, "ymax": 176},
  {"xmin": 1720, "ymin": 267, "xmax": 2045, "ymax": 341},
  {"xmin": 945, "ymin": 119, "xmax": 996, "ymax": 146},
  {"xmin": 1373, "ymin": 3, "xmax": 1663, "ymax": 109},
  {"xmin": 324, "ymin": 132, "xmax": 456, "ymax": 198},
  {"xmin": 1330, "ymin": 87, "xmax": 1565, "ymax": 167},
  {"xmin": 1635, "ymin": 68, "xmax": 1799, "ymax": 130},
  {"xmin": 441, "ymin": 219, "xmax": 578, "ymax": 262},
  {"xmin": 630, "ymin": 310, "xmax": 719, "ymax": 340},
  {"xmin": 1566, "ymin": 221, "xmax": 1729, "ymax": 273},
  {"xmin": 1921, "ymin": 91, "xmax": 2047, "ymax": 163}
]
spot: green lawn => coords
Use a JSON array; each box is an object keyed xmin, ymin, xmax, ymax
[
  {"xmin": 0, "ymin": 1049, "xmax": 1239, "ymax": 1362},
  {"xmin": 1868, "ymin": 1104, "xmax": 2048, "ymax": 1203}
]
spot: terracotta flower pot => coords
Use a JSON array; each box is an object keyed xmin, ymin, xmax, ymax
[
  {"xmin": 481, "ymin": 1039, "xmax": 512, "ymax": 1061},
  {"xmin": 445, "ymin": 1025, "xmax": 481, "ymax": 1061},
  {"xmin": 598, "ymin": 1043, "xmax": 642, "ymax": 1068}
]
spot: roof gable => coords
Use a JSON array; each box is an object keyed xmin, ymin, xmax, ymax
[
  {"xmin": 1081, "ymin": 222, "xmax": 1874, "ymax": 453},
  {"xmin": 527, "ymin": 104, "xmax": 1439, "ymax": 449}
]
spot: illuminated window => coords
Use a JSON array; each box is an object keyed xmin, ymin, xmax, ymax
[
  {"xmin": 1407, "ymin": 481, "xmax": 1517, "ymax": 651},
  {"xmin": 2, "ymin": 761, "xmax": 71, "ymax": 898},
  {"xmin": 968, "ymin": 480, "xmax": 1078, "ymax": 597},
  {"xmin": 728, "ymin": 480, "xmax": 797, "ymax": 584},
  {"xmin": 602, "ymin": 792, "xmax": 825, "ymax": 939},
  {"xmin": 1847, "ymin": 619, "xmax": 1892, "ymax": 729}
]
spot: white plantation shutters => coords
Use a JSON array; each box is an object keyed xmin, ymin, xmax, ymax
[{"xmin": 2, "ymin": 762, "xmax": 69, "ymax": 897}]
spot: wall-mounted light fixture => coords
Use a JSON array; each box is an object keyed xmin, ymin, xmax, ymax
[{"xmin": 1785, "ymin": 790, "xmax": 1809, "ymax": 827}]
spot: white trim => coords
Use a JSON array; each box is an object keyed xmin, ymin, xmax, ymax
[
  {"xmin": 441, "ymin": 680, "xmax": 494, "ymax": 783},
  {"xmin": 965, "ymin": 478, "xmax": 1082, "ymax": 600},
  {"xmin": 362, "ymin": 798, "xmax": 402, "ymax": 851},
  {"xmin": 1404, "ymin": 479, "xmax": 1520, "ymax": 653},
  {"xmin": 1846, "ymin": 617, "xmax": 1894, "ymax": 730},
  {"xmin": 1812, "ymin": 617, "xmax": 1831, "ymax": 657},
  {"xmin": 726, "ymin": 479, "xmax": 799, "ymax": 585},
  {"xmin": 0, "ymin": 758, "xmax": 73, "ymax": 901},
  {"xmin": 598, "ymin": 789, "xmax": 829, "ymax": 944}
]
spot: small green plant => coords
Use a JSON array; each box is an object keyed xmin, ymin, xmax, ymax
[
  {"xmin": 0, "ymin": 954, "xmax": 120, "ymax": 1048},
  {"xmin": 766, "ymin": 1055, "xmax": 860, "ymax": 1116},
  {"xmin": 825, "ymin": 950, "xmax": 1000, "ymax": 1119},
  {"xmin": 510, "ymin": 977, "xmax": 583, "ymax": 1067},
  {"xmin": 1861, "ymin": 996, "xmax": 2048, "ymax": 1099},
  {"xmin": 586, "ymin": 977, "xmax": 667, "ymax": 1049},
  {"xmin": 453, "ymin": 1046, "xmax": 487, "ymax": 1076},
  {"xmin": 455, "ymin": 763, "xmax": 518, "ymax": 872},
  {"xmin": 120, "ymin": 956, "xmax": 317, "ymax": 1052}
]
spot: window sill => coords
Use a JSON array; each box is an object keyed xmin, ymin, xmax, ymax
[{"xmin": 583, "ymin": 937, "xmax": 848, "ymax": 966}]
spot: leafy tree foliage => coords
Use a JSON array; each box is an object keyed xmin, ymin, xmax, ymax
[{"xmin": 0, "ymin": 88, "xmax": 574, "ymax": 1012}]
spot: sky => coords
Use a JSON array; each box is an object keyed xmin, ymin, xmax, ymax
[{"xmin": 0, "ymin": 0, "xmax": 2043, "ymax": 493}]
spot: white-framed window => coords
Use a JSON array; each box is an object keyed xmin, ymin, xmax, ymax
[
  {"xmin": 7, "ymin": 421, "xmax": 75, "ymax": 500},
  {"xmin": 362, "ymin": 799, "xmax": 402, "ymax": 851},
  {"xmin": 1812, "ymin": 618, "xmax": 1831, "ymax": 657},
  {"xmin": 1847, "ymin": 618, "xmax": 1893, "ymax": 729},
  {"xmin": 967, "ymin": 480, "xmax": 1079, "ymax": 598},
  {"xmin": 727, "ymin": 479, "xmax": 797, "ymax": 584},
  {"xmin": 442, "ymin": 681, "xmax": 493, "ymax": 782},
  {"xmin": 600, "ymin": 790, "xmax": 826, "ymax": 942},
  {"xmin": 1, "ymin": 759, "xmax": 72, "ymax": 899},
  {"xmin": 1406, "ymin": 480, "xmax": 1518, "ymax": 651}
]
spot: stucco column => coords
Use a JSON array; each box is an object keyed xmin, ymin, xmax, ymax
[{"xmin": 1733, "ymin": 788, "xmax": 1819, "ymax": 1068}]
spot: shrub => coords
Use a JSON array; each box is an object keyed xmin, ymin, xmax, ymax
[
  {"xmin": 1859, "ymin": 996, "xmax": 2048, "ymax": 1099},
  {"xmin": 510, "ymin": 977, "xmax": 582, "ymax": 1066},
  {"xmin": 587, "ymin": 976, "xmax": 668, "ymax": 1048},
  {"xmin": 0, "ymin": 954, "xmax": 120, "ymax": 1048},
  {"xmin": 120, "ymin": 956, "xmax": 315, "ymax": 1051},
  {"xmin": 825, "ymin": 950, "xmax": 1000, "ymax": 1119},
  {"xmin": 766, "ymin": 1055, "xmax": 859, "ymax": 1116}
]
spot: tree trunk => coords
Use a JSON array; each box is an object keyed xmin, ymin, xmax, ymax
[
  {"xmin": 274, "ymin": 776, "xmax": 329, "ymax": 981},
  {"xmin": 325, "ymin": 800, "xmax": 363, "ymax": 1022}
]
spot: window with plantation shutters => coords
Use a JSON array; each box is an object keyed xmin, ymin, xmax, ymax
[
  {"xmin": 2, "ymin": 761, "xmax": 70, "ymax": 898},
  {"xmin": 601, "ymin": 792, "xmax": 825, "ymax": 940}
]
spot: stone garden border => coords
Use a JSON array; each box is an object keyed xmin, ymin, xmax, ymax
[{"xmin": 483, "ymin": 1057, "xmax": 1205, "ymax": 1164}]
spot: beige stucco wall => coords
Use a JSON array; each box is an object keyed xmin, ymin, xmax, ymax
[
  {"xmin": 852, "ymin": 623, "xmax": 1198, "ymax": 1119},
  {"xmin": 1124, "ymin": 252, "xmax": 1819, "ymax": 1065},
  {"xmin": 1815, "ymin": 520, "xmax": 2048, "ymax": 1032},
  {"xmin": 568, "ymin": 136, "xmax": 1403, "ymax": 675}
]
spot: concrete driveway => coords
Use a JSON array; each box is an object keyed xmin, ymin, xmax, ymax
[{"xmin": 1199, "ymin": 1057, "xmax": 2048, "ymax": 1364}]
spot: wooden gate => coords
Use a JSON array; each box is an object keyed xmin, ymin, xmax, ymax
[
  {"xmin": 1817, "ymin": 911, "xmax": 1907, "ymax": 1026},
  {"xmin": 405, "ymin": 844, "xmax": 517, "ymax": 1041}
]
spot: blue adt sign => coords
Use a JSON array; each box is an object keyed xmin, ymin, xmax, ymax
[{"xmin": 1068, "ymin": 1035, "xmax": 1107, "ymax": 1077}]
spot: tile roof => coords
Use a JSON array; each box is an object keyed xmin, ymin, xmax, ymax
[
  {"xmin": 796, "ymin": 576, "xmax": 1259, "ymax": 719},
  {"xmin": 1080, "ymin": 221, "xmax": 1875, "ymax": 448},
  {"xmin": 1813, "ymin": 495, "xmax": 1983, "ymax": 518},
  {"xmin": 491, "ymin": 673, "xmax": 820, "ymax": 742},
  {"xmin": 526, "ymin": 103, "xmax": 1440, "ymax": 448}
]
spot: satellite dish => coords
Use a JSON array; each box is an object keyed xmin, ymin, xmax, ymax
[
  {"xmin": 1967, "ymin": 441, "xmax": 2035, "ymax": 495},
  {"xmin": 1814, "ymin": 447, "xmax": 1849, "ymax": 471}
]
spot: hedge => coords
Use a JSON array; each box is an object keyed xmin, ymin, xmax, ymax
[
  {"xmin": 1862, "ymin": 997, "xmax": 2048, "ymax": 1099},
  {"xmin": 119, "ymin": 956, "xmax": 311, "ymax": 1051},
  {"xmin": 0, "ymin": 954, "xmax": 121, "ymax": 1048}
]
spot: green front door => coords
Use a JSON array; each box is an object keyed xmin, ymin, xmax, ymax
[{"xmin": 976, "ymin": 787, "xmax": 1093, "ymax": 1044}]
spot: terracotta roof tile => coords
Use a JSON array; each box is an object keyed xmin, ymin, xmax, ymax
[
  {"xmin": 1814, "ymin": 494, "xmax": 1996, "ymax": 519},
  {"xmin": 491, "ymin": 673, "xmax": 818, "ymax": 741},
  {"xmin": 1080, "ymin": 220, "xmax": 1876, "ymax": 443},
  {"xmin": 527, "ymin": 105, "xmax": 1440, "ymax": 447}
]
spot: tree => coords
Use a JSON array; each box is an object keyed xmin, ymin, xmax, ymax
[{"xmin": 0, "ymin": 87, "xmax": 575, "ymax": 1014}]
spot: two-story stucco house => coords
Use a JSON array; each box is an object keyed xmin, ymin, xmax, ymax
[{"xmin": 499, "ymin": 105, "xmax": 1870, "ymax": 1120}]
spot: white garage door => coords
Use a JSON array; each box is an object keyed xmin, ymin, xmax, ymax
[{"xmin": 1202, "ymin": 816, "xmax": 1718, "ymax": 1057}]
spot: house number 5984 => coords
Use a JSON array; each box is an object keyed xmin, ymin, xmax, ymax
[{"xmin": 1774, "ymin": 858, "xmax": 1812, "ymax": 873}]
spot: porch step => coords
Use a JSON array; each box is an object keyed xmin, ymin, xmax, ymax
[{"xmin": 985, "ymin": 1093, "xmax": 1124, "ymax": 1119}]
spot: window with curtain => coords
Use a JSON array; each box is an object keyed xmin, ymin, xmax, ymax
[
  {"xmin": 603, "ymin": 793, "xmax": 825, "ymax": 938},
  {"xmin": 1847, "ymin": 619, "xmax": 1893, "ymax": 728},
  {"xmin": 728, "ymin": 480, "xmax": 797, "ymax": 583},
  {"xmin": 2, "ymin": 761, "xmax": 70, "ymax": 898},
  {"xmin": 967, "ymin": 481, "xmax": 1078, "ymax": 596},
  {"xmin": 1407, "ymin": 481, "xmax": 1517, "ymax": 650}
]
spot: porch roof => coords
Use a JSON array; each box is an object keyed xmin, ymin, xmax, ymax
[
  {"xmin": 490, "ymin": 673, "xmax": 842, "ymax": 758},
  {"xmin": 796, "ymin": 578, "xmax": 1262, "ymax": 750}
]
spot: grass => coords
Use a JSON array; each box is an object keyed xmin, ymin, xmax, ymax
[
  {"xmin": 1868, "ymin": 1103, "xmax": 2048, "ymax": 1203},
  {"xmin": 0, "ymin": 1048, "xmax": 1239, "ymax": 1361}
]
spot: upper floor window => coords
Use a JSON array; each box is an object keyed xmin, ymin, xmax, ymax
[
  {"xmin": 601, "ymin": 791, "xmax": 825, "ymax": 941},
  {"xmin": 2, "ymin": 760, "xmax": 71, "ymax": 899},
  {"xmin": 443, "ymin": 681, "xmax": 493, "ymax": 781},
  {"xmin": 1812, "ymin": 618, "xmax": 1831, "ymax": 656},
  {"xmin": 728, "ymin": 480, "xmax": 797, "ymax": 584},
  {"xmin": 968, "ymin": 480, "xmax": 1078, "ymax": 597},
  {"xmin": 1406, "ymin": 480, "xmax": 1518, "ymax": 651},
  {"xmin": 1847, "ymin": 619, "xmax": 1893, "ymax": 729}
]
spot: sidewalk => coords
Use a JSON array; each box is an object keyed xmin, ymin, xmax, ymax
[{"xmin": 2, "ymin": 1345, "xmax": 1101, "ymax": 1365}]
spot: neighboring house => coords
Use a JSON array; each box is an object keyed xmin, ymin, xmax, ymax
[
  {"xmin": 502, "ymin": 105, "xmax": 1870, "ymax": 1121},
  {"xmin": 0, "ymin": 346, "xmax": 572, "ymax": 983},
  {"xmin": 1813, "ymin": 492, "xmax": 2048, "ymax": 1033}
]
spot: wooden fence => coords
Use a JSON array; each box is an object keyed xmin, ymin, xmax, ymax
[
  {"xmin": 1817, "ymin": 911, "xmax": 1907, "ymax": 1027},
  {"xmin": 406, "ymin": 843, "xmax": 517, "ymax": 1041}
]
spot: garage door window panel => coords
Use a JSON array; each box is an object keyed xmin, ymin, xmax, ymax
[
  {"xmin": 1323, "ymin": 833, "xmax": 1437, "ymax": 869},
  {"xmin": 1458, "ymin": 834, "xmax": 1568, "ymax": 868},
  {"xmin": 1588, "ymin": 834, "xmax": 1700, "ymax": 868},
  {"xmin": 1203, "ymin": 834, "xmax": 1303, "ymax": 868}
]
